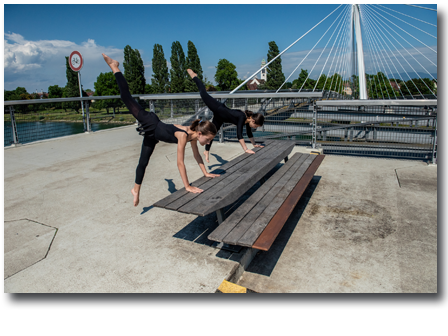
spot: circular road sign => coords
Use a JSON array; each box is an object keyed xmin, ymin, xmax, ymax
[{"xmin": 69, "ymin": 50, "xmax": 83, "ymax": 72}]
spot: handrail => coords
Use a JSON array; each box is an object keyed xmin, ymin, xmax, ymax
[{"xmin": 317, "ymin": 99, "xmax": 437, "ymax": 106}]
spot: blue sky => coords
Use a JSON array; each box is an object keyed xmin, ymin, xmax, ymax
[{"xmin": 3, "ymin": 3, "xmax": 438, "ymax": 93}]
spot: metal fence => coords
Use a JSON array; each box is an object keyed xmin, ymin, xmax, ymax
[
  {"xmin": 4, "ymin": 92, "xmax": 437, "ymax": 163},
  {"xmin": 314, "ymin": 100, "xmax": 437, "ymax": 162}
]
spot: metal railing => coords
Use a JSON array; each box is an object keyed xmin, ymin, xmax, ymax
[{"xmin": 4, "ymin": 93, "xmax": 437, "ymax": 163}]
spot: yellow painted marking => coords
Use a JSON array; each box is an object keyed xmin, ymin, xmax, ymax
[
  {"xmin": 218, "ymin": 280, "xmax": 247, "ymax": 293},
  {"xmin": 310, "ymin": 151, "xmax": 320, "ymax": 155}
]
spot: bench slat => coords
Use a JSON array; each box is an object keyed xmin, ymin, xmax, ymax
[
  {"xmin": 220, "ymin": 154, "xmax": 310, "ymax": 245},
  {"xmin": 153, "ymin": 144, "xmax": 267, "ymax": 209},
  {"xmin": 236, "ymin": 154, "xmax": 317, "ymax": 247},
  {"xmin": 178, "ymin": 141, "xmax": 295, "ymax": 216},
  {"xmin": 252, "ymin": 154, "xmax": 325, "ymax": 251},
  {"xmin": 207, "ymin": 153, "xmax": 305, "ymax": 243},
  {"xmin": 165, "ymin": 141, "xmax": 285, "ymax": 212}
]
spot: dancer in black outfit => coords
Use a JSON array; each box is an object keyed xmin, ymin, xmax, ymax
[
  {"xmin": 187, "ymin": 69, "xmax": 265, "ymax": 162},
  {"xmin": 103, "ymin": 54, "xmax": 219, "ymax": 206}
]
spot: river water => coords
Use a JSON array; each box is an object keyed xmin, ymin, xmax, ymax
[{"xmin": 4, "ymin": 121, "xmax": 131, "ymax": 146}]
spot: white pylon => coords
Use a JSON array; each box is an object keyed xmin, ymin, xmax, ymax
[{"xmin": 353, "ymin": 4, "xmax": 368, "ymax": 99}]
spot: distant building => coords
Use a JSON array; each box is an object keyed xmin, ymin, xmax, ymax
[
  {"xmin": 247, "ymin": 59, "xmax": 267, "ymax": 90},
  {"xmin": 390, "ymin": 81, "xmax": 400, "ymax": 91},
  {"xmin": 247, "ymin": 77, "xmax": 266, "ymax": 90},
  {"xmin": 260, "ymin": 58, "xmax": 267, "ymax": 81},
  {"xmin": 343, "ymin": 83, "xmax": 352, "ymax": 95}
]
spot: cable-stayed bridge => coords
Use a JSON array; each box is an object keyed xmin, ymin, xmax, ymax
[{"xmin": 4, "ymin": 4, "xmax": 437, "ymax": 162}]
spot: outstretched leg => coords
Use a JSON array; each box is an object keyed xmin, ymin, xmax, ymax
[
  {"xmin": 187, "ymin": 69, "xmax": 223, "ymax": 113},
  {"xmin": 103, "ymin": 53, "xmax": 143, "ymax": 119}
]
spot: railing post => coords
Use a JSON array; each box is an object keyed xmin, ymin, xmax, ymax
[
  {"xmin": 312, "ymin": 102, "xmax": 317, "ymax": 149},
  {"xmin": 85, "ymin": 101, "xmax": 91, "ymax": 133},
  {"xmin": 170, "ymin": 100, "xmax": 174, "ymax": 119},
  {"xmin": 432, "ymin": 114, "xmax": 437, "ymax": 164},
  {"xmin": 9, "ymin": 106, "xmax": 19, "ymax": 145}
]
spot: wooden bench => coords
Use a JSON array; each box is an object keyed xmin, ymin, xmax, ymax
[
  {"xmin": 154, "ymin": 140, "xmax": 296, "ymax": 221},
  {"xmin": 207, "ymin": 152, "xmax": 325, "ymax": 251}
]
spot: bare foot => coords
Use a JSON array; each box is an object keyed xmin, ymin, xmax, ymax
[
  {"xmin": 187, "ymin": 69, "xmax": 197, "ymax": 79},
  {"xmin": 204, "ymin": 150, "xmax": 210, "ymax": 163},
  {"xmin": 131, "ymin": 188, "xmax": 140, "ymax": 207},
  {"xmin": 102, "ymin": 53, "xmax": 120, "ymax": 72}
]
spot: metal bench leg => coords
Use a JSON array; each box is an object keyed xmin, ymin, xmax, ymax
[
  {"xmin": 212, "ymin": 209, "xmax": 242, "ymax": 253},
  {"xmin": 216, "ymin": 209, "xmax": 225, "ymax": 224}
]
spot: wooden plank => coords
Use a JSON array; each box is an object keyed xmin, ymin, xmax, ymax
[
  {"xmin": 166, "ymin": 141, "xmax": 286, "ymax": 212},
  {"xmin": 153, "ymin": 144, "xmax": 267, "ymax": 209},
  {"xmin": 253, "ymin": 155, "xmax": 325, "ymax": 251},
  {"xmin": 186, "ymin": 141, "xmax": 295, "ymax": 216},
  {"xmin": 236, "ymin": 154, "xmax": 317, "ymax": 247},
  {"xmin": 175, "ymin": 140, "xmax": 290, "ymax": 216},
  {"xmin": 207, "ymin": 153, "xmax": 305, "ymax": 243},
  {"xmin": 222, "ymin": 154, "xmax": 311, "ymax": 245}
]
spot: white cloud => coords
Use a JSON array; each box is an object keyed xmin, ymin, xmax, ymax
[{"xmin": 4, "ymin": 33, "xmax": 124, "ymax": 92}]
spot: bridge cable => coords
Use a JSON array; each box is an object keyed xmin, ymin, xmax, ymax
[
  {"xmin": 364, "ymin": 5, "xmax": 436, "ymax": 97},
  {"xmin": 361, "ymin": 6, "xmax": 408, "ymax": 99},
  {"xmin": 228, "ymin": 4, "xmax": 343, "ymax": 94},
  {"xmin": 321, "ymin": 6, "xmax": 353, "ymax": 95},
  {"xmin": 365, "ymin": 5, "xmax": 437, "ymax": 73},
  {"xmin": 366, "ymin": 5, "xmax": 436, "ymax": 54},
  {"xmin": 328, "ymin": 8, "xmax": 351, "ymax": 91},
  {"xmin": 378, "ymin": 5, "xmax": 436, "ymax": 27},
  {"xmin": 405, "ymin": 4, "xmax": 437, "ymax": 12},
  {"xmin": 373, "ymin": 4, "xmax": 436, "ymax": 39},
  {"xmin": 277, "ymin": 4, "xmax": 350, "ymax": 93},
  {"xmin": 336, "ymin": 10, "xmax": 352, "ymax": 94},
  {"xmin": 291, "ymin": 5, "xmax": 350, "ymax": 93},
  {"xmin": 312, "ymin": 5, "xmax": 352, "ymax": 92},
  {"xmin": 361, "ymin": 6, "xmax": 419, "ymax": 98},
  {"xmin": 363, "ymin": 5, "xmax": 420, "ymax": 98},
  {"xmin": 362, "ymin": 6, "xmax": 395, "ymax": 99}
]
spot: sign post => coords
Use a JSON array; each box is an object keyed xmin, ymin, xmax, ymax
[{"xmin": 69, "ymin": 51, "xmax": 90, "ymax": 132}]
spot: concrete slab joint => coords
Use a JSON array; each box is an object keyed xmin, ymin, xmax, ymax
[{"xmin": 4, "ymin": 219, "xmax": 57, "ymax": 280}]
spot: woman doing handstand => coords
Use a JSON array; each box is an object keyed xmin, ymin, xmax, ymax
[
  {"xmin": 103, "ymin": 54, "xmax": 219, "ymax": 206},
  {"xmin": 187, "ymin": 69, "xmax": 265, "ymax": 162}
]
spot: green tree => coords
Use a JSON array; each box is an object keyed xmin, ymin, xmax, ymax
[
  {"xmin": 292, "ymin": 69, "xmax": 315, "ymax": 90},
  {"xmin": 184, "ymin": 41, "xmax": 204, "ymax": 92},
  {"xmin": 94, "ymin": 72, "xmax": 122, "ymax": 113},
  {"xmin": 145, "ymin": 83, "xmax": 154, "ymax": 94},
  {"xmin": 214, "ymin": 59, "xmax": 240, "ymax": 91},
  {"xmin": 47, "ymin": 84, "xmax": 64, "ymax": 109},
  {"xmin": 400, "ymin": 78, "xmax": 435, "ymax": 98},
  {"xmin": 48, "ymin": 85, "xmax": 63, "ymax": 98},
  {"xmin": 170, "ymin": 41, "xmax": 187, "ymax": 93},
  {"xmin": 151, "ymin": 44, "xmax": 170, "ymax": 93},
  {"xmin": 123, "ymin": 45, "xmax": 146, "ymax": 94},
  {"xmin": 4, "ymin": 87, "xmax": 28, "ymax": 101},
  {"xmin": 265, "ymin": 41, "xmax": 285, "ymax": 90}
]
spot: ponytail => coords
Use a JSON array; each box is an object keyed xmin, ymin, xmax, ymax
[
  {"xmin": 190, "ymin": 119, "xmax": 217, "ymax": 136},
  {"xmin": 244, "ymin": 110, "xmax": 265, "ymax": 126}
]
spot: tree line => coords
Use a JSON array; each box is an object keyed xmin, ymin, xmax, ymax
[{"xmin": 4, "ymin": 39, "xmax": 436, "ymax": 113}]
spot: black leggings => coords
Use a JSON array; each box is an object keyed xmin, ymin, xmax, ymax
[
  {"xmin": 115, "ymin": 72, "xmax": 157, "ymax": 185},
  {"xmin": 193, "ymin": 77, "xmax": 226, "ymax": 152}
]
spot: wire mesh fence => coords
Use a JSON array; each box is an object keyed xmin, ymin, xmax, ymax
[
  {"xmin": 314, "ymin": 102, "xmax": 437, "ymax": 160},
  {"xmin": 4, "ymin": 94, "xmax": 437, "ymax": 162}
]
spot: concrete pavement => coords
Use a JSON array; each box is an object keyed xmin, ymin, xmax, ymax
[{"xmin": 4, "ymin": 125, "xmax": 437, "ymax": 292}]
